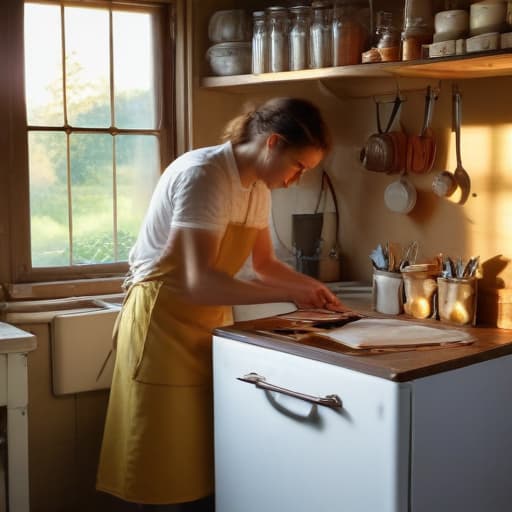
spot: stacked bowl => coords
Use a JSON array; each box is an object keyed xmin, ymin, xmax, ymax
[{"xmin": 206, "ymin": 9, "xmax": 252, "ymax": 76}]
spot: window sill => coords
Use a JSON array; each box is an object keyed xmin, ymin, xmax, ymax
[{"xmin": 4, "ymin": 276, "xmax": 125, "ymax": 301}]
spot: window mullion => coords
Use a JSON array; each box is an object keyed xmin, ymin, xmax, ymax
[
  {"xmin": 110, "ymin": 8, "xmax": 119, "ymax": 261},
  {"xmin": 66, "ymin": 132, "xmax": 73, "ymax": 265},
  {"xmin": 60, "ymin": 4, "xmax": 68, "ymax": 126}
]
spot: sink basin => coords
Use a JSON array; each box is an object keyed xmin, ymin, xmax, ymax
[{"xmin": 233, "ymin": 302, "xmax": 297, "ymax": 322}]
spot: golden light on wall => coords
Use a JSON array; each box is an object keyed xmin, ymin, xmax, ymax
[{"xmin": 445, "ymin": 124, "xmax": 512, "ymax": 262}]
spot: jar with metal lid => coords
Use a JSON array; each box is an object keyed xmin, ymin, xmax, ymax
[
  {"xmin": 252, "ymin": 11, "xmax": 267, "ymax": 73},
  {"xmin": 332, "ymin": 3, "xmax": 366, "ymax": 66},
  {"xmin": 401, "ymin": 22, "xmax": 433, "ymax": 61},
  {"xmin": 266, "ymin": 6, "xmax": 289, "ymax": 72},
  {"xmin": 401, "ymin": 0, "xmax": 433, "ymax": 60},
  {"xmin": 310, "ymin": 1, "xmax": 332, "ymax": 68},
  {"xmin": 289, "ymin": 5, "xmax": 311, "ymax": 70},
  {"xmin": 375, "ymin": 11, "xmax": 400, "ymax": 62}
]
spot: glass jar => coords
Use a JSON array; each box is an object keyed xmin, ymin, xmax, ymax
[
  {"xmin": 266, "ymin": 6, "xmax": 289, "ymax": 73},
  {"xmin": 375, "ymin": 11, "xmax": 400, "ymax": 62},
  {"xmin": 310, "ymin": 1, "xmax": 332, "ymax": 68},
  {"xmin": 289, "ymin": 5, "xmax": 311, "ymax": 71},
  {"xmin": 403, "ymin": 0, "xmax": 434, "ymax": 28},
  {"xmin": 401, "ymin": 22, "xmax": 433, "ymax": 61},
  {"xmin": 252, "ymin": 11, "xmax": 267, "ymax": 74},
  {"xmin": 332, "ymin": 3, "xmax": 366, "ymax": 66},
  {"xmin": 401, "ymin": 0, "xmax": 433, "ymax": 61}
]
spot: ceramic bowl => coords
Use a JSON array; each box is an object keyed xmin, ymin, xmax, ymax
[
  {"xmin": 435, "ymin": 10, "xmax": 469, "ymax": 34},
  {"xmin": 208, "ymin": 9, "xmax": 252, "ymax": 43},
  {"xmin": 470, "ymin": 0, "xmax": 508, "ymax": 36},
  {"xmin": 206, "ymin": 42, "xmax": 252, "ymax": 76}
]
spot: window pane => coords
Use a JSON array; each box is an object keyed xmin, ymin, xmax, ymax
[
  {"xmin": 65, "ymin": 7, "xmax": 110, "ymax": 128},
  {"xmin": 70, "ymin": 134, "xmax": 114, "ymax": 264},
  {"xmin": 116, "ymin": 135, "xmax": 160, "ymax": 260},
  {"xmin": 24, "ymin": 3, "xmax": 64, "ymax": 126},
  {"xmin": 113, "ymin": 11, "xmax": 157, "ymax": 129},
  {"xmin": 29, "ymin": 132, "xmax": 69, "ymax": 267}
]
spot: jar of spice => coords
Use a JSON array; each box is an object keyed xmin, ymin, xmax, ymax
[
  {"xmin": 289, "ymin": 5, "xmax": 311, "ymax": 70},
  {"xmin": 252, "ymin": 11, "xmax": 267, "ymax": 74},
  {"xmin": 310, "ymin": 1, "xmax": 332, "ymax": 68},
  {"xmin": 332, "ymin": 3, "xmax": 366, "ymax": 66},
  {"xmin": 401, "ymin": 0, "xmax": 433, "ymax": 61},
  {"xmin": 375, "ymin": 11, "xmax": 400, "ymax": 62},
  {"xmin": 401, "ymin": 22, "xmax": 433, "ymax": 61},
  {"xmin": 266, "ymin": 6, "xmax": 289, "ymax": 72}
]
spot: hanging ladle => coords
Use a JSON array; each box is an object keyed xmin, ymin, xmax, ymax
[{"xmin": 453, "ymin": 85, "xmax": 471, "ymax": 205}]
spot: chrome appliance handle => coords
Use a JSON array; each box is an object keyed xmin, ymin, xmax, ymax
[{"xmin": 237, "ymin": 372, "xmax": 342, "ymax": 410}]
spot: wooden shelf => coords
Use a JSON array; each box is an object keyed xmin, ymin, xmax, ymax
[{"xmin": 201, "ymin": 50, "xmax": 512, "ymax": 90}]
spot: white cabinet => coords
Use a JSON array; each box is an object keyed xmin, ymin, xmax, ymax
[
  {"xmin": 0, "ymin": 322, "xmax": 37, "ymax": 512},
  {"xmin": 213, "ymin": 336, "xmax": 411, "ymax": 512},
  {"xmin": 213, "ymin": 335, "xmax": 512, "ymax": 512}
]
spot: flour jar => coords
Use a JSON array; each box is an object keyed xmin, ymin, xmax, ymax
[
  {"xmin": 437, "ymin": 277, "xmax": 477, "ymax": 326},
  {"xmin": 289, "ymin": 5, "xmax": 311, "ymax": 70},
  {"xmin": 373, "ymin": 269, "xmax": 404, "ymax": 315},
  {"xmin": 266, "ymin": 6, "xmax": 289, "ymax": 72},
  {"xmin": 252, "ymin": 11, "xmax": 268, "ymax": 74},
  {"xmin": 310, "ymin": 0, "xmax": 333, "ymax": 68},
  {"xmin": 401, "ymin": 264, "xmax": 440, "ymax": 319}
]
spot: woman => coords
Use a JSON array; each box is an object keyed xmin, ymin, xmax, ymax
[{"xmin": 96, "ymin": 97, "xmax": 343, "ymax": 511}]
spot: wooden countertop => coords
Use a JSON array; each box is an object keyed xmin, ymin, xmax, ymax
[
  {"xmin": 214, "ymin": 296, "xmax": 512, "ymax": 382},
  {"xmin": 0, "ymin": 322, "xmax": 37, "ymax": 353}
]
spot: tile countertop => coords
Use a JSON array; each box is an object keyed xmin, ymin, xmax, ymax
[
  {"xmin": 0, "ymin": 322, "xmax": 37, "ymax": 353},
  {"xmin": 215, "ymin": 285, "xmax": 512, "ymax": 382}
]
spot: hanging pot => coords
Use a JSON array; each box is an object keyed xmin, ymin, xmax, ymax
[
  {"xmin": 384, "ymin": 175, "xmax": 417, "ymax": 214},
  {"xmin": 361, "ymin": 94, "xmax": 405, "ymax": 174},
  {"xmin": 407, "ymin": 86, "xmax": 438, "ymax": 174}
]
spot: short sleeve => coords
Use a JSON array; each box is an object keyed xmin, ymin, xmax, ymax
[{"xmin": 170, "ymin": 165, "xmax": 230, "ymax": 231}]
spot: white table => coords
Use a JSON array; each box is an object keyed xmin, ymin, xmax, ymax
[{"xmin": 0, "ymin": 322, "xmax": 37, "ymax": 512}]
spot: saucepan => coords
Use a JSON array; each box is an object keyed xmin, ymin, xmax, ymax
[{"xmin": 361, "ymin": 95, "xmax": 406, "ymax": 174}]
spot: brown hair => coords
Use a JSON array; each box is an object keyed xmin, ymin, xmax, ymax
[{"xmin": 222, "ymin": 97, "xmax": 331, "ymax": 152}]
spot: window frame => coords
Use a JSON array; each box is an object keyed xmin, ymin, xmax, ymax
[{"xmin": 4, "ymin": 0, "xmax": 185, "ymax": 286}]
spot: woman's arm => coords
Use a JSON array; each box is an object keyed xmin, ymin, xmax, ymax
[
  {"xmin": 156, "ymin": 226, "xmax": 332, "ymax": 308},
  {"xmin": 251, "ymin": 227, "xmax": 343, "ymax": 308}
]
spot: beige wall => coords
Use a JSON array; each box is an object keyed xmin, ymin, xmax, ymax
[
  {"xmin": 191, "ymin": 0, "xmax": 512, "ymax": 292},
  {"xmin": 193, "ymin": 57, "xmax": 512, "ymax": 291}
]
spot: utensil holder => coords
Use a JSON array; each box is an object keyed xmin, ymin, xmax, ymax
[
  {"xmin": 373, "ymin": 269, "xmax": 404, "ymax": 315},
  {"xmin": 437, "ymin": 277, "xmax": 477, "ymax": 326},
  {"xmin": 402, "ymin": 271, "xmax": 438, "ymax": 319}
]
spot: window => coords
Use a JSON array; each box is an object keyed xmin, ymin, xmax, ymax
[{"xmin": 7, "ymin": 0, "xmax": 176, "ymax": 282}]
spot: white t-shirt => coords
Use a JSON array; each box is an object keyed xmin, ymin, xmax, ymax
[{"xmin": 128, "ymin": 141, "xmax": 270, "ymax": 283}]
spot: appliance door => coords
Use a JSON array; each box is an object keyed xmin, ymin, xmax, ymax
[{"xmin": 213, "ymin": 336, "xmax": 411, "ymax": 512}]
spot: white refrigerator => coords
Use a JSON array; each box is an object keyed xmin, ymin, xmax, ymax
[{"xmin": 213, "ymin": 335, "xmax": 512, "ymax": 512}]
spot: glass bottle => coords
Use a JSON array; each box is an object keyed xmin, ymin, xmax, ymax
[
  {"xmin": 310, "ymin": 1, "xmax": 332, "ymax": 68},
  {"xmin": 332, "ymin": 3, "xmax": 366, "ymax": 66},
  {"xmin": 266, "ymin": 6, "xmax": 289, "ymax": 73},
  {"xmin": 252, "ymin": 11, "xmax": 268, "ymax": 74},
  {"xmin": 289, "ymin": 5, "xmax": 311, "ymax": 71},
  {"xmin": 401, "ymin": 0, "xmax": 433, "ymax": 61},
  {"xmin": 375, "ymin": 11, "xmax": 400, "ymax": 62},
  {"xmin": 401, "ymin": 20, "xmax": 433, "ymax": 61}
]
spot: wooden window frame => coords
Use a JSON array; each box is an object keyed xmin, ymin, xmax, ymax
[{"xmin": 2, "ymin": 0, "xmax": 190, "ymax": 292}]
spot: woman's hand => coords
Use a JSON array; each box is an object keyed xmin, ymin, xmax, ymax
[{"xmin": 286, "ymin": 280, "xmax": 346, "ymax": 310}]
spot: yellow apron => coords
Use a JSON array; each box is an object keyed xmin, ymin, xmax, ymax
[{"xmin": 96, "ymin": 223, "xmax": 259, "ymax": 505}]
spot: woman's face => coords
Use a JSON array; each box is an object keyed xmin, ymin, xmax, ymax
[{"xmin": 260, "ymin": 134, "xmax": 325, "ymax": 189}]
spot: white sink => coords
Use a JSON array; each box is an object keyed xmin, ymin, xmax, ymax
[{"xmin": 233, "ymin": 302, "xmax": 297, "ymax": 322}]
